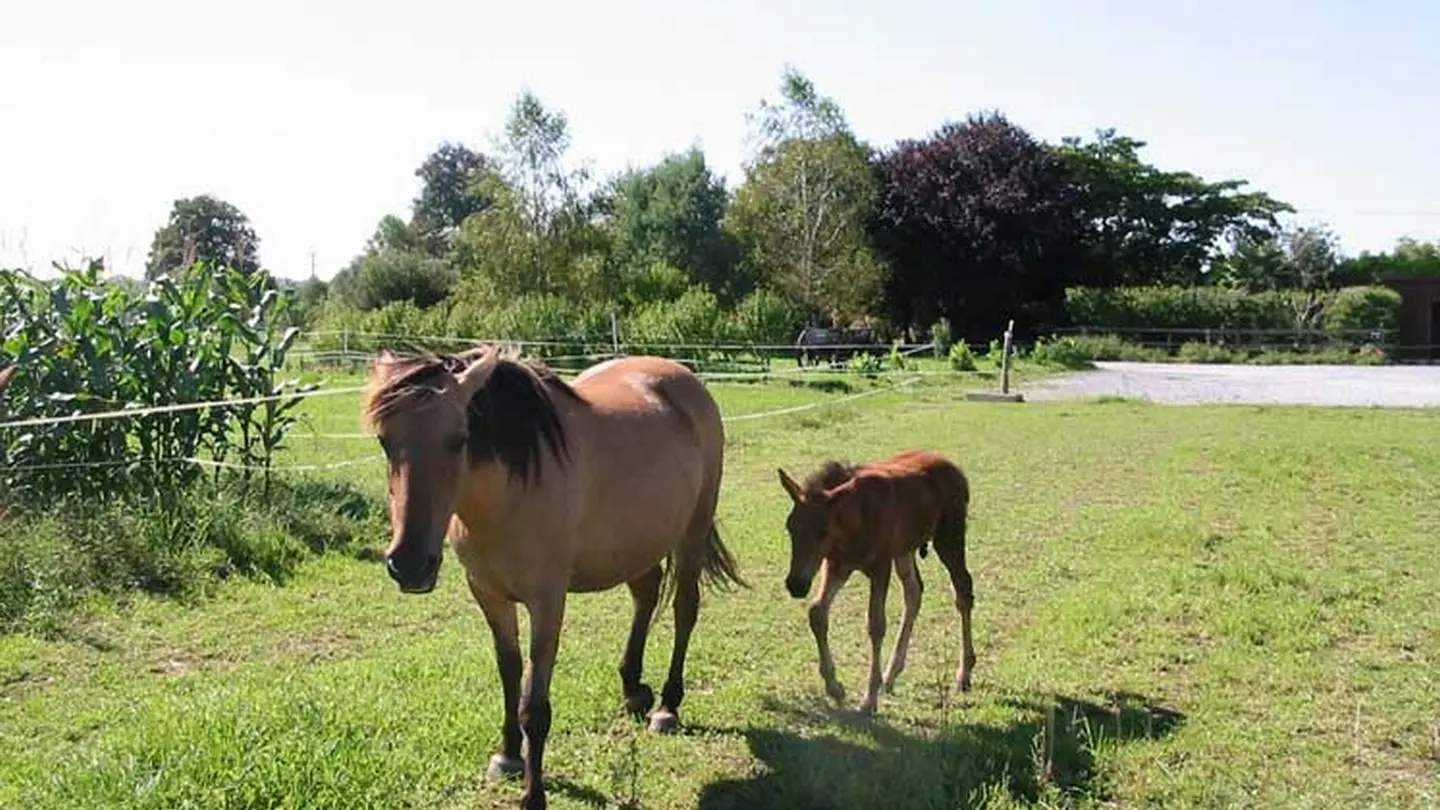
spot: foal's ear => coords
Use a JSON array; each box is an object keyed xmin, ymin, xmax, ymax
[
  {"xmin": 375, "ymin": 347, "xmax": 397, "ymax": 364},
  {"xmin": 777, "ymin": 468, "xmax": 804, "ymax": 503}
]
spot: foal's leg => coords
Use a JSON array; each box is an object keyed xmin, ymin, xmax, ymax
[
  {"xmin": 882, "ymin": 552, "xmax": 924, "ymax": 694},
  {"xmin": 467, "ymin": 577, "xmax": 524, "ymax": 783},
  {"xmin": 651, "ymin": 568, "xmax": 698, "ymax": 733},
  {"xmin": 858, "ymin": 559, "xmax": 893, "ymax": 714},
  {"xmin": 619, "ymin": 563, "xmax": 663, "ymax": 719},
  {"xmin": 518, "ymin": 593, "xmax": 567, "ymax": 810},
  {"xmin": 934, "ymin": 540, "xmax": 977, "ymax": 692},
  {"xmin": 807, "ymin": 559, "xmax": 852, "ymax": 705}
]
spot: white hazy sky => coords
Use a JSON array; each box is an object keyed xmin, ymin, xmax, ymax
[{"xmin": 2, "ymin": 0, "xmax": 1437, "ymax": 281}]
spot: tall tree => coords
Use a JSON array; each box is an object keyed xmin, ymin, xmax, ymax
[
  {"xmin": 725, "ymin": 67, "xmax": 885, "ymax": 325},
  {"xmin": 410, "ymin": 142, "xmax": 495, "ymax": 249},
  {"xmin": 606, "ymin": 148, "xmax": 743, "ymax": 302},
  {"xmin": 145, "ymin": 194, "xmax": 260, "ymax": 279},
  {"xmin": 455, "ymin": 91, "xmax": 609, "ymax": 301},
  {"xmin": 1218, "ymin": 222, "xmax": 1341, "ymax": 292},
  {"xmin": 1055, "ymin": 129, "xmax": 1293, "ymax": 287},
  {"xmin": 869, "ymin": 112, "xmax": 1081, "ymax": 338}
]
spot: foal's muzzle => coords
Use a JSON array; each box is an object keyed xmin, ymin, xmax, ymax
[
  {"xmin": 784, "ymin": 574, "xmax": 811, "ymax": 599},
  {"xmin": 386, "ymin": 550, "xmax": 441, "ymax": 594}
]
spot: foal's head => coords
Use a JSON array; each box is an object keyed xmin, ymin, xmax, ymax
[{"xmin": 776, "ymin": 460, "xmax": 858, "ymax": 598}]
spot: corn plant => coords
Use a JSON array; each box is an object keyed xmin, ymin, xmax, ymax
[{"xmin": 0, "ymin": 260, "xmax": 313, "ymax": 504}]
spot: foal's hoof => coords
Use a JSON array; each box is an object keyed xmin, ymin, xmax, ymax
[
  {"xmin": 485, "ymin": 753, "xmax": 523, "ymax": 782},
  {"xmin": 625, "ymin": 684, "xmax": 655, "ymax": 718},
  {"xmin": 824, "ymin": 681, "xmax": 847, "ymax": 705},
  {"xmin": 647, "ymin": 709, "xmax": 679, "ymax": 734}
]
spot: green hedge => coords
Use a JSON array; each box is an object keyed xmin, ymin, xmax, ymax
[{"xmin": 1064, "ymin": 285, "xmax": 1400, "ymax": 336}]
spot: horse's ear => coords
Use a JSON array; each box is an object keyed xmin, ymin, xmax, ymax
[
  {"xmin": 454, "ymin": 345, "xmax": 501, "ymax": 400},
  {"xmin": 376, "ymin": 347, "xmax": 397, "ymax": 364},
  {"xmin": 777, "ymin": 468, "xmax": 803, "ymax": 503}
]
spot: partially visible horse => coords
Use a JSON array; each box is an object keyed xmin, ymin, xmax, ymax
[
  {"xmin": 776, "ymin": 449, "xmax": 976, "ymax": 714},
  {"xmin": 364, "ymin": 345, "xmax": 745, "ymax": 810}
]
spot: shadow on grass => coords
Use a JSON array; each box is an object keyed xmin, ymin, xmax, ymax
[{"xmin": 696, "ymin": 690, "xmax": 1184, "ymax": 810}]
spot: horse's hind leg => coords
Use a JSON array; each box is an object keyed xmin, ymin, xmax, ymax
[
  {"xmin": 651, "ymin": 565, "xmax": 699, "ymax": 733},
  {"xmin": 619, "ymin": 563, "xmax": 663, "ymax": 719},
  {"xmin": 933, "ymin": 515, "xmax": 977, "ymax": 693},
  {"xmin": 882, "ymin": 552, "xmax": 923, "ymax": 694}
]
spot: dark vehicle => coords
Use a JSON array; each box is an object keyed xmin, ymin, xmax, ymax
[{"xmin": 794, "ymin": 325, "xmax": 880, "ymax": 367}]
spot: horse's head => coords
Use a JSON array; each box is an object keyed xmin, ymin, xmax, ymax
[
  {"xmin": 364, "ymin": 346, "xmax": 500, "ymax": 594},
  {"xmin": 776, "ymin": 461, "xmax": 857, "ymax": 598}
]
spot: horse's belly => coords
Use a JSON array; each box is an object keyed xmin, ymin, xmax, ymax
[{"xmin": 566, "ymin": 510, "xmax": 693, "ymax": 592}]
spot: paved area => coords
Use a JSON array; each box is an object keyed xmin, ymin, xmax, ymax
[{"xmin": 1020, "ymin": 362, "xmax": 1440, "ymax": 408}]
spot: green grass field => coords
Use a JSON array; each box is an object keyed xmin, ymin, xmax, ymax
[{"xmin": 1, "ymin": 367, "xmax": 1437, "ymax": 809}]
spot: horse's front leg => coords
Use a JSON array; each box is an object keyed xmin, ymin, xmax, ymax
[
  {"xmin": 519, "ymin": 593, "xmax": 566, "ymax": 810},
  {"xmin": 807, "ymin": 559, "xmax": 852, "ymax": 705},
  {"xmin": 467, "ymin": 576, "xmax": 524, "ymax": 783},
  {"xmin": 858, "ymin": 559, "xmax": 893, "ymax": 714}
]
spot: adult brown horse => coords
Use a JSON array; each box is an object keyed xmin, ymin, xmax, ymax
[
  {"xmin": 364, "ymin": 344, "xmax": 745, "ymax": 810},
  {"xmin": 777, "ymin": 449, "xmax": 976, "ymax": 715}
]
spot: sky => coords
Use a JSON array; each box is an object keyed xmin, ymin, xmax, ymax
[{"xmin": 2, "ymin": 0, "xmax": 1437, "ymax": 281}]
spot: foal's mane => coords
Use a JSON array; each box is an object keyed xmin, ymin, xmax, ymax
[
  {"xmin": 802, "ymin": 459, "xmax": 859, "ymax": 498},
  {"xmin": 363, "ymin": 346, "xmax": 584, "ymax": 484}
]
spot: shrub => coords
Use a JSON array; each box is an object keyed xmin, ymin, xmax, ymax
[
  {"xmin": 625, "ymin": 286, "xmax": 728, "ymax": 349},
  {"xmin": 1175, "ymin": 341, "xmax": 1239, "ymax": 363},
  {"xmin": 948, "ymin": 341, "xmax": 977, "ymax": 371},
  {"xmin": 1322, "ymin": 286, "xmax": 1401, "ymax": 335},
  {"xmin": 930, "ymin": 317, "xmax": 953, "ymax": 359},
  {"xmin": 728, "ymin": 288, "xmax": 805, "ymax": 347},
  {"xmin": 1028, "ymin": 336, "xmax": 1097, "ymax": 370}
]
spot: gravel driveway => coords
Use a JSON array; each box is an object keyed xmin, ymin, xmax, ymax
[{"xmin": 1020, "ymin": 362, "xmax": 1440, "ymax": 408}]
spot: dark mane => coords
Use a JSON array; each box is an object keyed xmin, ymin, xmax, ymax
[
  {"xmin": 803, "ymin": 459, "xmax": 859, "ymax": 497},
  {"xmin": 363, "ymin": 348, "xmax": 584, "ymax": 485}
]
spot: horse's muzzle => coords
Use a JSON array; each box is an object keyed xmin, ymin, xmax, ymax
[
  {"xmin": 386, "ymin": 551, "xmax": 441, "ymax": 594},
  {"xmin": 784, "ymin": 574, "xmax": 810, "ymax": 599}
]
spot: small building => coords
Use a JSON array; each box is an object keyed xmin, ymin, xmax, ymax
[{"xmin": 1380, "ymin": 274, "xmax": 1440, "ymax": 362}]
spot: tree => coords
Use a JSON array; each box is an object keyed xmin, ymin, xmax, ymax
[
  {"xmin": 454, "ymin": 91, "xmax": 609, "ymax": 302},
  {"xmin": 1054, "ymin": 129, "xmax": 1293, "ymax": 287},
  {"xmin": 145, "ymin": 195, "xmax": 260, "ymax": 279},
  {"xmin": 1218, "ymin": 222, "xmax": 1341, "ymax": 292},
  {"xmin": 605, "ymin": 148, "xmax": 744, "ymax": 303},
  {"xmin": 869, "ymin": 112, "xmax": 1081, "ymax": 339},
  {"xmin": 329, "ymin": 215, "xmax": 458, "ymax": 310},
  {"xmin": 410, "ymin": 142, "xmax": 495, "ymax": 249},
  {"xmin": 1336, "ymin": 236, "xmax": 1440, "ymax": 285},
  {"xmin": 725, "ymin": 67, "xmax": 885, "ymax": 325}
]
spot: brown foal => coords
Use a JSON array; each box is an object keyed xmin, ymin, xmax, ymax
[{"xmin": 777, "ymin": 449, "xmax": 976, "ymax": 714}]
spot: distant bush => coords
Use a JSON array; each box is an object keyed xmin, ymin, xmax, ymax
[
  {"xmin": 1064, "ymin": 284, "xmax": 1401, "ymax": 340},
  {"xmin": 948, "ymin": 341, "xmax": 977, "ymax": 371},
  {"xmin": 1029, "ymin": 336, "xmax": 1098, "ymax": 370}
]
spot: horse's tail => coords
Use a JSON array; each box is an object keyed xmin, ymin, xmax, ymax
[
  {"xmin": 651, "ymin": 523, "xmax": 747, "ymax": 624},
  {"xmin": 699, "ymin": 523, "xmax": 747, "ymax": 592}
]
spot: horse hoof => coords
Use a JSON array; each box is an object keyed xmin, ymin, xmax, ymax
[
  {"xmin": 858, "ymin": 700, "xmax": 877, "ymax": 715},
  {"xmin": 625, "ymin": 684, "xmax": 655, "ymax": 718},
  {"xmin": 956, "ymin": 677, "xmax": 973, "ymax": 693},
  {"xmin": 485, "ymin": 753, "xmax": 523, "ymax": 782},
  {"xmin": 648, "ymin": 709, "xmax": 679, "ymax": 734},
  {"xmin": 825, "ymin": 682, "xmax": 847, "ymax": 704}
]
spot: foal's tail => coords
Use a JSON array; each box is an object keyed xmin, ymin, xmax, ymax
[{"xmin": 925, "ymin": 461, "xmax": 971, "ymax": 561}]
